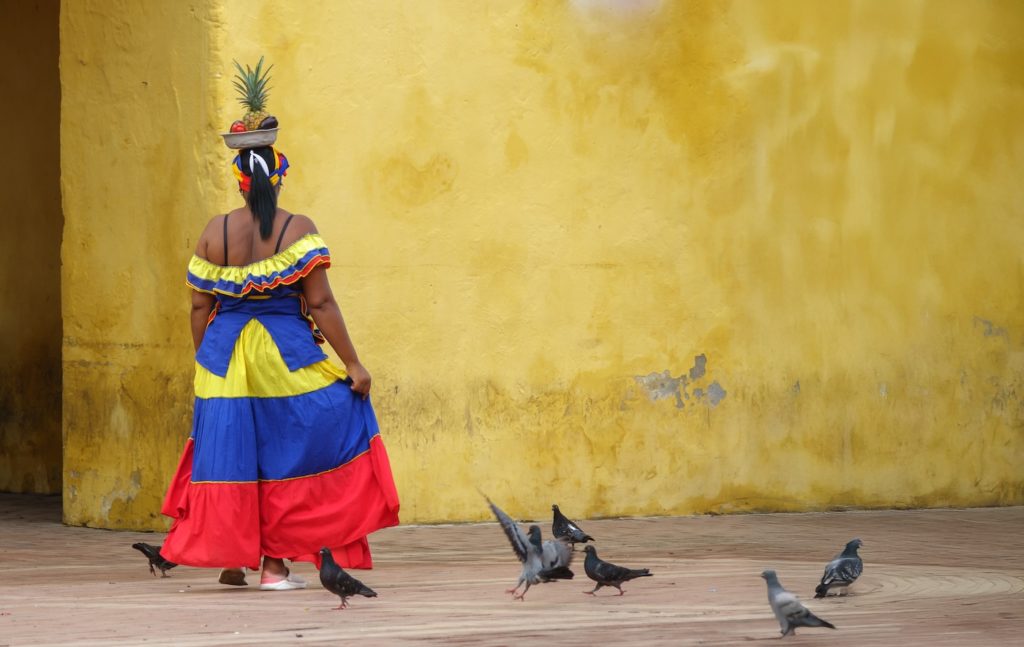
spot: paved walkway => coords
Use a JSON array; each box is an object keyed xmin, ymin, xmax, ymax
[{"xmin": 0, "ymin": 494, "xmax": 1022, "ymax": 646}]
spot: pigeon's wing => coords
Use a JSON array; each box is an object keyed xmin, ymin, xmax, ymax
[
  {"xmin": 541, "ymin": 538, "xmax": 574, "ymax": 570},
  {"xmin": 488, "ymin": 500, "xmax": 530, "ymax": 563},
  {"xmin": 821, "ymin": 556, "xmax": 862, "ymax": 586},
  {"xmin": 774, "ymin": 590, "xmax": 832, "ymax": 628},
  {"xmin": 333, "ymin": 569, "xmax": 366, "ymax": 597},
  {"xmin": 593, "ymin": 558, "xmax": 638, "ymax": 583},
  {"xmin": 839, "ymin": 557, "xmax": 863, "ymax": 582},
  {"xmin": 569, "ymin": 525, "xmax": 593, "ymax": 543},
  {"xmin": 773, "ymin": 590, "xmax": 809, "ymax": 623},
  {"xmin": 818, "ymin": 558, "xmax": 842, "ymax": 586}
]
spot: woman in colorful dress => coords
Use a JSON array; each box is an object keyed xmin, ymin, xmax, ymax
[{"xmin": 160, "ymin": 145, "xmax": 400, "ymax": 590}]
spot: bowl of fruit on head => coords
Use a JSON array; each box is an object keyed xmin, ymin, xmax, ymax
[{"xmin": 221, "ymin": 56, "xmax": 280, "ymax": 149}]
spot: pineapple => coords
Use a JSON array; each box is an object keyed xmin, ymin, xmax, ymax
[{"xmin": 232, "ymin": 57, "xmax": 273, "ymax": 130}]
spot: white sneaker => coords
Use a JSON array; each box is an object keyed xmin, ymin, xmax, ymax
[{"xmin": 259, "ymin": 571, "xmax": 307, "ymax": 591}]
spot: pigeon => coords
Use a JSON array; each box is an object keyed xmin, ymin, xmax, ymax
[
  {"xmin": 815, "ymin": 538, "xmax": 864, "ymax": 598},
  {"xmin": 762, "ymin": 570, "xmax": 836, "ymax": 637},
  {"xmin": 582, "ymin": 545, "xmax": 652, "ymax": 595},
  {"xmin": 131, "ymin": 542, "xmax": 177, "ymax": 577},
  {"xmin": 318, "ymin": 547, "xmax": 377, "ymax": 610},
  {"xmin": 486, "ymin": 496, "xmax": 574, "ymax": 600},
  {"xmin": 552, "ymin": 504, "xmax": 594, "ymax": 548}
]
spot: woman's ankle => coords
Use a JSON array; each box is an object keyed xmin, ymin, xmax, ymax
[{"xmin": 260, "ymin": 557, "xmax": 288, "ymax": 580}]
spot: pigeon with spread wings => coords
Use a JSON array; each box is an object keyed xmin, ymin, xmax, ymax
[{"xmin": 486, "ymin": 496, "xmax": 574, "ymax": 600}]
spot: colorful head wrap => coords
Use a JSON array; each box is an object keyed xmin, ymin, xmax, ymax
[{"xmin": 232, "ymin": 147, "xmax": 289, "ymax": 192}]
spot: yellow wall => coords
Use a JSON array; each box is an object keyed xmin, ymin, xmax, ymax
[
  {"xmin": 1, "ymin": 0, "xmax": 62, "ymax": 494},
  {"xmin": 61, "ymin": 0, "xmax": 1023, "ymax": 528}
]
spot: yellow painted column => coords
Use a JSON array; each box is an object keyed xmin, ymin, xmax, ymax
[{"xmin": 60, "ymin": 0, "xmax": 224, "ymax": 527}]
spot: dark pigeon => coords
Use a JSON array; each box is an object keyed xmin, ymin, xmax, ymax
[
  {"xmin": 131, "ymin": 542, "xmax": 177, "ymax": 577},
  {"xmin": 815, "ymin": 538, "xmax": 864, "ymax": 598},
  {"xmin": 319, "ymin": 547, "xmax": 377, "ymax": 610},
  {"xmin": 486, "ymin": 496, "xmax": 573, "ymax": 600},
  {"xmin": 582, "ymin": 546, "xmax": 652, "ymax": 595},
  {"xmin": 762, "ymin": 570, "xmax": 836, "ymax": 637},
  {"xmin": 552, "ymin": 504, "xmax": 594, "ymax": 548}
]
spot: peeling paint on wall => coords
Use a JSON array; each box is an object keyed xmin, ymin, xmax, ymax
[
  {"xmin": 974, "ymin": 317, "xmax": 1009, "ymax": 340},
  {"xmin": 635, "ymin": 353, "xmax": 727, "ymax": 409}
]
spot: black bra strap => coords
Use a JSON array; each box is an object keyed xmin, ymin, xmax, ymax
[
  {"xmin": 222, "ymin": 213, "xmax": 229, "ymax": 266},
  {"xmin": 274, "ymin": 214, "xmax": 295, "ymax": 253}
]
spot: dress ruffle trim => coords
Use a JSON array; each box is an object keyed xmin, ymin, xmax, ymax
[{"xmin": 186, "ymin": 234, "xmax": 331, "ymax": 297}]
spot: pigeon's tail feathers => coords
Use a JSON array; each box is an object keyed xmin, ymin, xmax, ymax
[
  {"xmin": 580, "ymin": 533, "xmax": 595, "ymax": 543},
  {"xmin": 539, "ymin": 565, "xmax": 574, "ymax": 581},
  {"xmin": 358, "ymin": 584, "xmax": 378, "ymax": 598},
  {"xmin": 805, "ymin": 612, "xmax": 836, "ymax": 630},
  {"xmin": 627, "ymin": 569, "xmax": 653, "ymax": 579}
]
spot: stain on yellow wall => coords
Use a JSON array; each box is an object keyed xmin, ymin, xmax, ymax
[
  {"xmin": 1, "ymin": 1, "xmax": 62, "ymax": 494},
  {"xmin": 62, "ymin": 0, "xmax": 1024, "ymax": 529}
]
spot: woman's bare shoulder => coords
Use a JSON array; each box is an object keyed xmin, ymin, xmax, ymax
[
  {"xmin": 291, "ymin": 214, "xmax": 319, "ymax": 235},
  {"xmin": 194, "ymin": 214, "xmax": 227, "ymax": 258},
  {"xmin": 280, "ymin": 214, "xmax": 320, "ymax": 249}
]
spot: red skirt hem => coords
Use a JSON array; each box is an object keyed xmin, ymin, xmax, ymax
[{"xmin": 160, "ymin": 436, "xmax": 399, "ymax": 570}]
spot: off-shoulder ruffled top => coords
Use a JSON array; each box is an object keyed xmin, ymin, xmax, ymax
[{"xmin": 186, "ymin": 233, "xmax": 331, "ymax": 298}]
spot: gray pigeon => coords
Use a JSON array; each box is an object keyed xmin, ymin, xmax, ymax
[
  {"xmin": 319, "ymin": 547, "xmax": 377, "ymax": 610},
  {"xmin": 762, "ymin": 570, "xmax": 836, "ymax": 637},
  {"xmin": 486, "ymin": 497, "xmax": 574, "ymax": 600},
  {"xmin": 552, "ymin": 504, "xmax": 594, "ymax": 548},
  {"xmin": 815, "ymin": 538, "xmax": 863, "ymax": 598},
  {"xmin": 582, "ymin": 545, "xmax": 652, "ymax": 595}
]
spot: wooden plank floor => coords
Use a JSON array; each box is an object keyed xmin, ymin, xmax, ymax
[{"xmin": 1, "ymin": 494, "xmax": 1021, "ymax": 646}]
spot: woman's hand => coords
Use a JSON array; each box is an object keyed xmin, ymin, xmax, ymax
[{"xmin": 346, "ymin": 361, "xmax": 372, "ymax": 399}]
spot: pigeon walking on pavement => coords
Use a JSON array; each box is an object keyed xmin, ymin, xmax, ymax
[
  {"xmin": 582, "ymin": 546, "xmax": 652, "ymax": 595},
  {"xmin": 815, "ymin": 538, "xmax": 864, "ymax": 598},
  {"xmin": 486, "ymin": 496, "xmax": 574, "ymax": 600},
  {"xmin": 552, "ymin": 504, "xmax": 594, "ymax": 549},
  {"xmin": 318, "ymin": 547, "xmax": 377, "ymax": 610},
  {"xmin": 131, "ymin": 542, "xmax": 177, "ymax": 577},
  {"xmin": 762, "ymin": 570, "xmax": 836, "ymax": 637}
]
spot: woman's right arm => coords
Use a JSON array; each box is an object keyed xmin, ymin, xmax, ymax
[{"xmin": 301, "ymin": 266, "xmax": 372, "ymax": 398}]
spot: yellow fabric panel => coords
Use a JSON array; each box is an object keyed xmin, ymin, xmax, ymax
[{"xmin": 194, "ymin": 319, "xmax": 348, "ymax": 398}]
